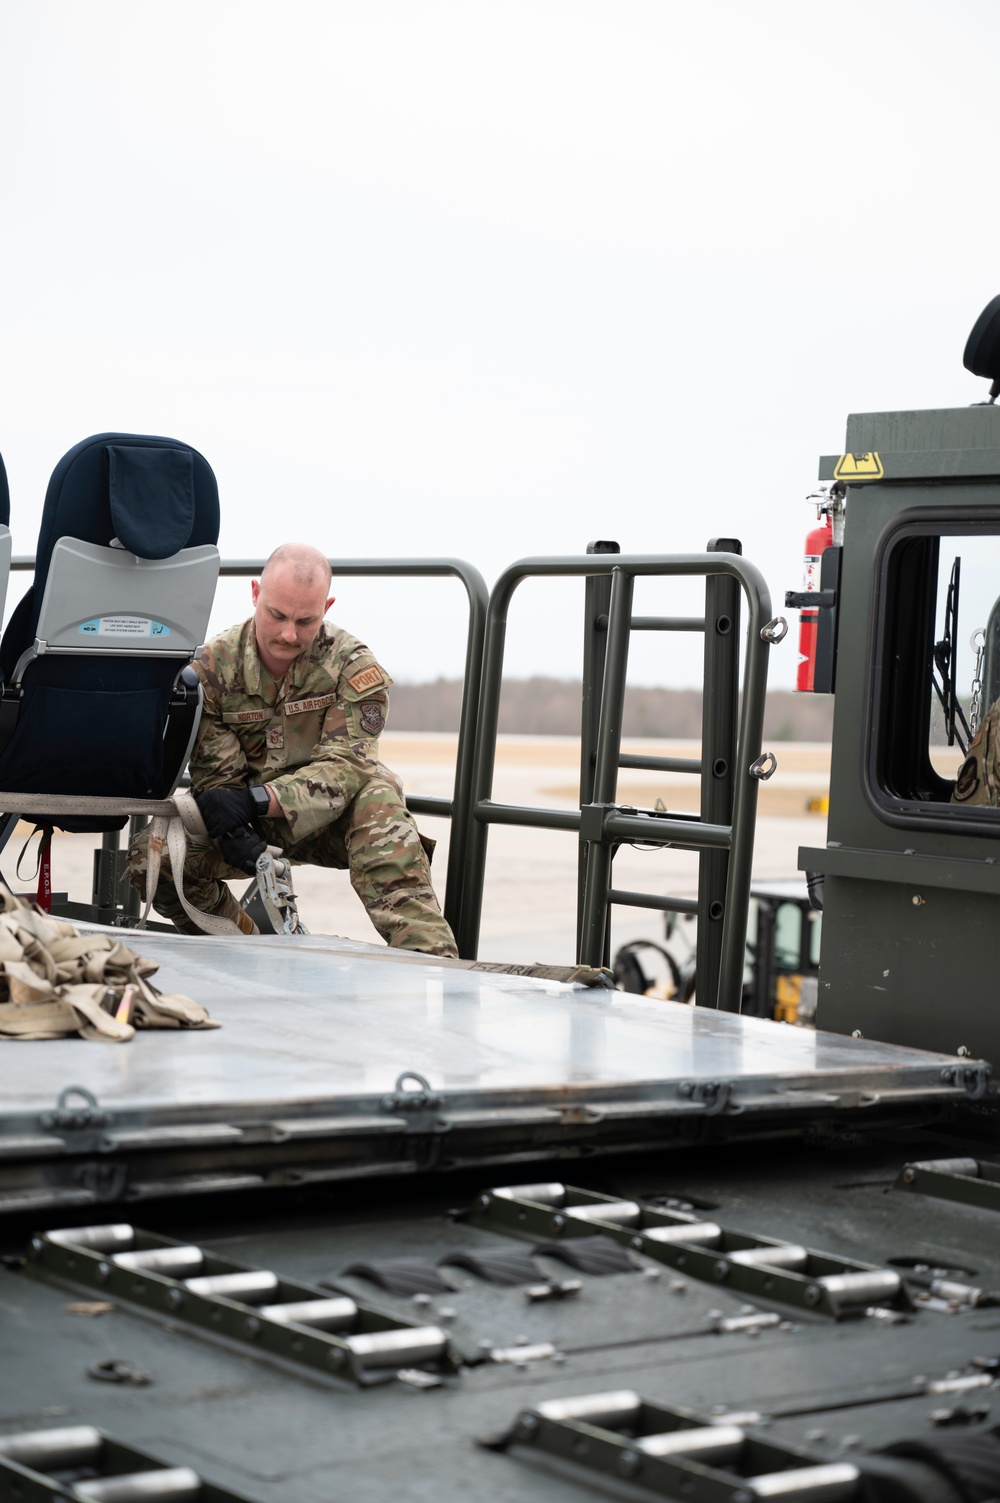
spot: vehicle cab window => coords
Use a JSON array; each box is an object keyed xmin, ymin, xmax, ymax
[{"xmin": 869, "ymin": 520, "xmax": 1000, "ymax": 828}]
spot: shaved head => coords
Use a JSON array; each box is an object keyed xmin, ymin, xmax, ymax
[{"xmin": 261, "ymin": 543, "xmax": 332, "ymax": 592}]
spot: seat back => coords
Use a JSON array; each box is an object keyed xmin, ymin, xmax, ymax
[
  {"xmin": 0, "ymin": 451, "xmax": 12, "ymax": 633},
  {"xmin": 0, "ymin": 434, "xmax": 220, "ymax": 825}
]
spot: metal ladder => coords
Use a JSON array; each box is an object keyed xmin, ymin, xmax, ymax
[{"xmin": 456, "ymin": 541, "xmax": 779, "ymax": 1008}]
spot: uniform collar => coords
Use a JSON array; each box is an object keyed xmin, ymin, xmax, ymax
[
  {"xmin": 243, "ymin": 618, "xmax": 328, "ymax": 698},
  {"xmin": 242, "ymin": 619, "xmax": 264, "ymax": 697}
]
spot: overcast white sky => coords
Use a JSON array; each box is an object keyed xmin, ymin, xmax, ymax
[{"xmin": 1, "ymin": 0, "xmax": 998, "ymax": 690}]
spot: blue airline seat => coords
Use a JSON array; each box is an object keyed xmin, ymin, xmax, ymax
[{"xmin": 0, "ymin": 433, "xmax": 220, "ymax": 832}]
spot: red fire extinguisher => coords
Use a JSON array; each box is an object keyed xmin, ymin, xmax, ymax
[{"xmin": 796, "ymin": 506, "xmax": 834, "ymax": 692}]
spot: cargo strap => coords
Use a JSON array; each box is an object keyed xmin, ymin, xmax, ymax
[
  {"xmin": 0, "ymin": 791, "xmax": 256, "ymax": 938},
  {"xmin": 36, "ymin": 828, "xmax": 52, "ymax": 914},
  {"xmin": 463, "ymin": 960, "xmax": 615, "ymax": 988},
  {"xmin": 0, "ymin": 882, "xmax": 218, "ymax": 1042},
  {"xmin": 141, "ymin": 789, "xmax": 244, "ymax": 937}
]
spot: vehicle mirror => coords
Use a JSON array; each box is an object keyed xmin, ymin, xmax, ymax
[{"xmin": 963, "ymin": 294, "xmax": 1000, "ymax": 401}]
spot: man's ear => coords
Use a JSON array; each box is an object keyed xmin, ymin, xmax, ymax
[
  {"xmin": 325, "ymin": 596, "xmax": 335, "ymax": 613},
  {"xmin": 251, "ymin": 579, "xmax": 261, "ymax": 606}
]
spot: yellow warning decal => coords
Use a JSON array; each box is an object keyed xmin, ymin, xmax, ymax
[{"xmin": 833, "ymin": 451, "xmax": 884, "ymax": 481}]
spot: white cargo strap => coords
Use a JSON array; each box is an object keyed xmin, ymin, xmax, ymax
[
  {"xmin": 143, "ymin": 790, "xmax": 243, "ymax": 937},
  {"xmin": 0, "ymin": 791, "xmax": 241, "ymax": 937}
]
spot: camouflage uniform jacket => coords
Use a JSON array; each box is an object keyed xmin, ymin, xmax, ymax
[{"xmin": 191, "ymin": 618, "xmax": 393, "ymax": 844}]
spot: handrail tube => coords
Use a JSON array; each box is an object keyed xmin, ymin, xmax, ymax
[
  {"xmin": 10, "ymin": 554, "xmax": 488, "ymax": 947},
  {"xmin": 618, "ymin": 753, "xmax": 701, "ymax": 774},
  {"xmin": 699, "ymin": 540, "xmax": 742, "ymax": 1009},
  {"xmin": 579, "ymin": 568, "xmax": 635, "ymax": 964},
  {"xmin": 577, "ymin": 541, "xmax": 619, "ymax": 960},
  {"xmin": 474, "ymin": 801, "xmax": 581, "ymax": 832},
  {"xmin": 723, "ymin": 570, "xmax": 770, "ymax": 1010},
  {"xmin": 470, "ymin": 800, "xmax": 733, "ymax": 851},
  {"xmin": 607, "ymin": 889, "xmax": 699, "ymax": 914},
  {"xmin": 406, "ymin": 795, "xmax": 453, "ymax": 817},
  {"xmin": 461, "ymin": 552, "xmax": 772, "ymax": 1010},
  {"xmin": 604, "ymin": 811, "xmax": 732, "ymax": 848},
  {"xmin": 630, "ymin": 615, "xmax": 705, "ymax": 632}
]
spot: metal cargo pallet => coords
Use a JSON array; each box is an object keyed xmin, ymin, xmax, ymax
[{"xmin": 0, "ymin": 929, "xmax": 987, "ymax": 1218}]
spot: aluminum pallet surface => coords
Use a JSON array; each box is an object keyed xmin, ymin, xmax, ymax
[{"xmin": 0, "ymin": 928, "xmax": 986, "ymax": 1215}]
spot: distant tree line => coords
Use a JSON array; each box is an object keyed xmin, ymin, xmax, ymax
[{"xmin": 389, "ymin": 677, "xmax": 835, "ymax": 741}]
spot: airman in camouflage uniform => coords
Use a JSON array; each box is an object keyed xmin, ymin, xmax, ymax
[
  {"xmin": 951, "ymin": 696, "xmax": 1000, "ymax": 807},
  {"xmin": 127, "ymin": 545, "xmax": 457, "ymax": 956}
]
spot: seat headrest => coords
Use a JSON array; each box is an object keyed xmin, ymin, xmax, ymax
[{"xmin": 107, "ymin": 444, "xmax": 195, "ymax": 559}]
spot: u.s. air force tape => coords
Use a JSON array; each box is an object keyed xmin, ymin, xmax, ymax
[
  {"xmin": 284, "ymin": 693, "xmax": 338, "ymax": 716},
  {"xmin": 221, "ymin": 693, "xmax": 339, "ymax": 724}
]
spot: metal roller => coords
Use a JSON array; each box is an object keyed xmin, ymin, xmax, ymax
[
  {"xmin": 807, "ymin": 1271, "xmax": 901, "ymax": 1306},
  {"xmin": 565, "ymin": 1200, "xmax": 642, "ymax": 1226},
  {"xmin": 637, "ymin": 1424, "xmax": 745, "ymax": 1463},
  {"xmin": 644, "ymin": 1222, "xmax": 723, "ymax": 1247},
  {"xmin": 925, "ymin": 1372, "xmax": 993, "ymax": 1395},
  {"xmin": 535, "ymin": 1391, "xmax": 643, "ymax": 1428},
  {"xmin": 492, "ymin": 1183, "xmax": 566, "ymax": 1204},
  {"xmin": 184, "ymin": 1270, "xmax": 280, "ymax": 1303},
  {"xmin": 909, "ymin": 1158, "xmax": 979, "ymax": 1177},
  {"xmin": 112, "ymin": 1246, "xmax": 205, "ymax": 1278},
  {"xmin": 729, "ymin": 1244, "xmax": 809, "ymax": 1271},
  {"xmin": 929, "ymin": 1278, "xmax": 984, "ymax": 1307},
  {"xmin": 47, "ymin": 1224, "xmax": 135, "ymax": 1253},
  {"xmin": 73, "ymin": 1467, "xmax": 202, "ymax": 1501},
  {"xmin": 745, "ymin": 1462, "xmax": 860, "ymax": 1502},
  {"xmin": 345, "ymin": 1325, "xmax": 448, "ymax": 1370},
  {"xmin": 0, "ymin": 1426, "xmax": 103, "ymax": 1469},
  {"xmin": 259, "ymin": 1297, "xmax": 357, "ymax": 1330}
]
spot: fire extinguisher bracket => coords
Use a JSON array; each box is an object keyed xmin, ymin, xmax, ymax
[{"xmin": 785, "ymin": 589, "xmax": 837, "ymax": 610}]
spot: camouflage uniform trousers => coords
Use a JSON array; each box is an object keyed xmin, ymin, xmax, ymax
[{"xmin": 127, "ymin": 772, "xmax": 458, "ymax": 957}]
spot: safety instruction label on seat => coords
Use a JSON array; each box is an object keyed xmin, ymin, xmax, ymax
[{"xmin": 78, "ymin": 617, "xmax": 171, "ymax": 637}]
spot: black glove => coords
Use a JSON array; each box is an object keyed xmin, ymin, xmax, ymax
[
  {"xmin": 196, "ymin": 787, "xmax": 263, "ymax": 838},
  {"xmin": 219, "ymin": 825, "xmax": 268, "ymax": 876}
]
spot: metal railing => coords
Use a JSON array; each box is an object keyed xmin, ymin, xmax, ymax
[{"xmin": 456, "ymin": 548, "xmax": 775, "ymax": 1008}]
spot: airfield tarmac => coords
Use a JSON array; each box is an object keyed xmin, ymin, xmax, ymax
[{"xmin": 27, "ymin": 734, "xmax": 831, "ymax": 968}]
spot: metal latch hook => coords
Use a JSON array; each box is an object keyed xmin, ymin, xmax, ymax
[
  {"xmin": 749, "ymin": 751, "xmax": 778, "ymax": 781},
  {"xmin": 760, "ymin": 616, "xmax": 788, "ymax": 644},
  {"xmin": 39, "ymin": 1084, "xmax": 107, "ymax": 1131},
  {"xmin": 381, "ymin": 1070, "xmax": 445, "ymax": 1114}
]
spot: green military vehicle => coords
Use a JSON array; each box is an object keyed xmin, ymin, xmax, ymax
[{"xmin": 3, "ymin": 303, "xmax": 1000, "ymax": 1503}]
